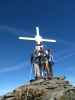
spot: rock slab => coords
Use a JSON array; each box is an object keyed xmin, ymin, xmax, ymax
[{"xmin": 1, "ymin": 77, "xmax": 75, "ymax": 100}]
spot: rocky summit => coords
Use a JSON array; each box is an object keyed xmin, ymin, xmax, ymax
[{"xmin": 1, "ymin": 76, "xmax": 75, "ymax": 100}]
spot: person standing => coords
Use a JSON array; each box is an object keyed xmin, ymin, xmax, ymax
[
  {"xmin": 31, "ymin": 49, "xmax": 41, "ymax": 80},
  {"xmin": 47, "ymin": 49, "xmax": 54, "ymax": 78}
]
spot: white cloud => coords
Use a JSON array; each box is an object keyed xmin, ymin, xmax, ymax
[
  {"xmin": 0, "ymin": 61, "xmax": 29, "ymax": 73},
  {"xmin": 0, "ymin": 88, "xmax": 14, "ymax": 96},
  {"xmin": 55, "ymin": 51, "xmax": 75, "ymax": 63},
  {"xmin": 0, "ymin": 25, "xmax": 26, "ymax": 35}
]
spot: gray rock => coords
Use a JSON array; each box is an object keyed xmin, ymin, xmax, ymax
[
  {"xmin": 1, "ymin": 76, "xmax": 75, "ymax": 100},
  {"xmin": 0, "ymin": 97, "xmax": 2, "ymax": 100}
]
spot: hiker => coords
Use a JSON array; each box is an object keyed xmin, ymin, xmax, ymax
[
  {"xmin": 31, "ymin": 49, "xmax": 41, "ymax": 80},
  {"xmin": 47, "ymin": 49, "xmax": 54, "ymax": 77},
  {"xmin": 43, "ymin": 49, "xmax": 51, "ymax": 79}
]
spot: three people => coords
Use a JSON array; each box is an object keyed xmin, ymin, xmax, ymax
[{"xmin": 31, "ymin": 45, "xmax": 54, "ymax": 80}]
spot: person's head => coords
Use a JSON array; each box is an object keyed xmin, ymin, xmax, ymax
[
  {"xmin": 47, "ymin": 49, "xmax": 50, "ymax": 53},
  {"xmin": 47, "ymin": 49, "xmax": 52, "ymax": 54}
]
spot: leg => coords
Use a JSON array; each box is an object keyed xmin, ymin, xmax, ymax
[
  {"xmin": 45, "ymin": 61, "xmax": 52, "ymax": 79},
  {"xmin": 33, "ymin": 63, "xmax": 41, "ymax": 80},
  {"xmin": 49, "ymin": 62, "xmax": 53, "ymax": 78}
]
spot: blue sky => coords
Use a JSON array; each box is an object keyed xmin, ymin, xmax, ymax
[{"xmin": 0, "ymin": 0, "xmax": 75, "ymax": 95}]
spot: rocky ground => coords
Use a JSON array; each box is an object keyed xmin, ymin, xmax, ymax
[{"xmin": 1, "ymin": 76, "xmax": 75, "ymax": 100}]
